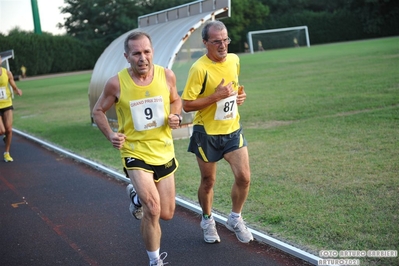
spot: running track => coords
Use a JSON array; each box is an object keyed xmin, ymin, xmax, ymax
[{"xmin": 0, "ymin": 133, "xmax": 315, "ymax": 266}]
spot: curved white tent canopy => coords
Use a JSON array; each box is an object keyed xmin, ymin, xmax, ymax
[{"xmin": 88, "ymin": 0, "xmax": 230, "ymax": 123}]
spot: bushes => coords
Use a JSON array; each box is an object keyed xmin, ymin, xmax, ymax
[
  {"xmin": 0, "ymin": 31, "xmax": 104, "ymax": 76},
  {"xmin": 263, "ymin": 10, "xmax": 380, "ymax": 45},
  {"xmin": 260, "ymin": 0, "xmax": 399, "ymax": 46}
]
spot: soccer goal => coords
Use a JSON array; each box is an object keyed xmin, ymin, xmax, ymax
[{"xmin": 247, "ymin": 26, "xmax": 310, "ymax": 53}]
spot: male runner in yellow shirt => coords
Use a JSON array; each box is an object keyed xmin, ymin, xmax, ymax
[
  {"xmin": 182, "ymin": 21, "xmax": 253, "ymax": 244},
  {"xmin": 92, "ymin": 31, "xmax": 182, "ymax": 266}
]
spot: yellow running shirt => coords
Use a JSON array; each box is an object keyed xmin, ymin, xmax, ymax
[
  {"xmin": 0, "ymin": 67, "xmax": 13, "ymax": 109},
  {"xmin": 116, "ymin": 65, "xmax": 175, "ymax": 165},
  {"xmin": 182, "ymin": 54, "xmax": 241, "ymax": 135}
]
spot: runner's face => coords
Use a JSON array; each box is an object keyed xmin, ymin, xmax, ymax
[
  {"xmin": 125, "ymin": 37, "xmax": 153, "ymax": 76},
  {"xmin": 204, "ymin": 26, "xmax": 229, "ymax": 62}
]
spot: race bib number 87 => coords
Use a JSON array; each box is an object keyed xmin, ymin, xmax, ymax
[
  {"xmin": 214, "ymin": 95, "xmax": 237, "ymax": 120},
  {"xmin": 130, "ymin": 95, "xmax": 165, "ymax": 131}
]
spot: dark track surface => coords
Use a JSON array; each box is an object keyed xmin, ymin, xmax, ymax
[{"xmin": 0, "ymin": 133, "xmax": 313, "ymax": 266}]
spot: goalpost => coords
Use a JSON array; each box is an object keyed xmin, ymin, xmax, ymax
[{"xmin": 247, "ymin": 26, "xmax": 310, "ymax": 54}]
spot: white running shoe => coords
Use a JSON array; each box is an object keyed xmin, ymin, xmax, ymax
[
  {"xmin": 149, "ymin": 252, "xmax": 168, "ymax": 266},
  {"xmin": 200, "ymin": 218, "xmax": 221, "ymax": 243},
  {"xmin": 225, "ymin": 214, "xmax": 254, "ymax": 243}
]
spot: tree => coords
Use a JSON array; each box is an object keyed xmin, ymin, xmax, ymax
[
  {"xmin": 57, "ymin": 0, "xmax": 398, "ymax": 53},
  {"xmin": 345, "ymin": 0, "xmax": 399, "ymax": 34},
  {"xmin": 59, "ymin": 0, "xmax": 141, "ymax": 46},
  {"xmin": 262, "ymin": 0, "xmax": 398, "ymax": 35},
  {"xmin": 224, "ymin": 0, "xmax": 270, "ymax": 52},
  {"xmin": 58, "ymin": 0, "xmax": 197, "ymax": 49}
]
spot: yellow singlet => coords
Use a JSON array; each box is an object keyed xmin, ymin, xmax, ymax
[
  {"xmin": 116, "ymin": 65, "xmax": 175, "ymax": 165},
  {"xmin": 0, "ymin": 67, "xmax": 13, "ymax": 109}
]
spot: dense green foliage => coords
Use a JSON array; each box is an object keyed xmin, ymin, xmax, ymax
[
  {"xmin": 260, "ymin": 0, "xmax": 399, "ymax": 44},
  {"xmin": 1, "ymin": 0, "xmax": 397, "ymax": 76},
  {"xmin": 0, "ymin": 30, "xmax": 101, "ymax": 76}
]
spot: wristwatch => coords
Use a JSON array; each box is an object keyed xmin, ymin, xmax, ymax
[{"xmin": 174, "ymin": 114, "xmax": 182, "ymax": 125}]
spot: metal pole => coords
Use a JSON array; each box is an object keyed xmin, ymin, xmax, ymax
[{"xmin": 31, "ymin": 0, "xmax": 42, "ymax": 34}]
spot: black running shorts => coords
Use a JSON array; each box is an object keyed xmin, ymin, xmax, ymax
[
  {"xmin": 0, "ymin": 106, "xmax": 13, "ymax": 116},
  {"xmin": 188, "ymin": 125, "xmax": 247, "ymax": 163},
  {"xmin": 123, "ymin": 157, "xmax": 178, "ymax": 182}
]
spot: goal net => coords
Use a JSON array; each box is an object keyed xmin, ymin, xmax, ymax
[{"xmin": 247, "ymin": 26, "xmax": 310, "ymax": 53}]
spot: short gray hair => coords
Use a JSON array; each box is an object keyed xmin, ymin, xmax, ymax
[
  {"xmin": 202, "ymin": 21, "xmax": 227, "ymax": 41},
  {"xmin": 124, "ymin": 31, "xmax": 152, "ymax": 53}
]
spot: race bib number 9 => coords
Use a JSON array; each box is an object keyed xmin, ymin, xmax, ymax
[
  {"xmin": 214, "ymin": 95, "xmax": 237, "ymax": 120},
  {"xmin": 130, "ymin": 95, "xmax": 165, "ymax": 131},
  {"xmin": 0, "ymin": 87, "xmax": 7, "ymax": 100}
]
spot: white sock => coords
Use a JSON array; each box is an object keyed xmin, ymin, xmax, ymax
[
  {"xmin": 230, "ymin": 211, "xmax": 241, "ymax": 219},
  {"xmin": 147, "ymin": 249, "xmax": 160, "ymax": 262}
]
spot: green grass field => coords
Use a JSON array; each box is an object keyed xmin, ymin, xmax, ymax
[{"xmin": 12, "ymin": 37, "xmax": 399, "ymax": 266}]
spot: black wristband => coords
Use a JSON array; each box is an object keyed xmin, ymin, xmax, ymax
[{"xmin": 174, "ymin": 114, "xmax": 182, "ymax": 125}]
